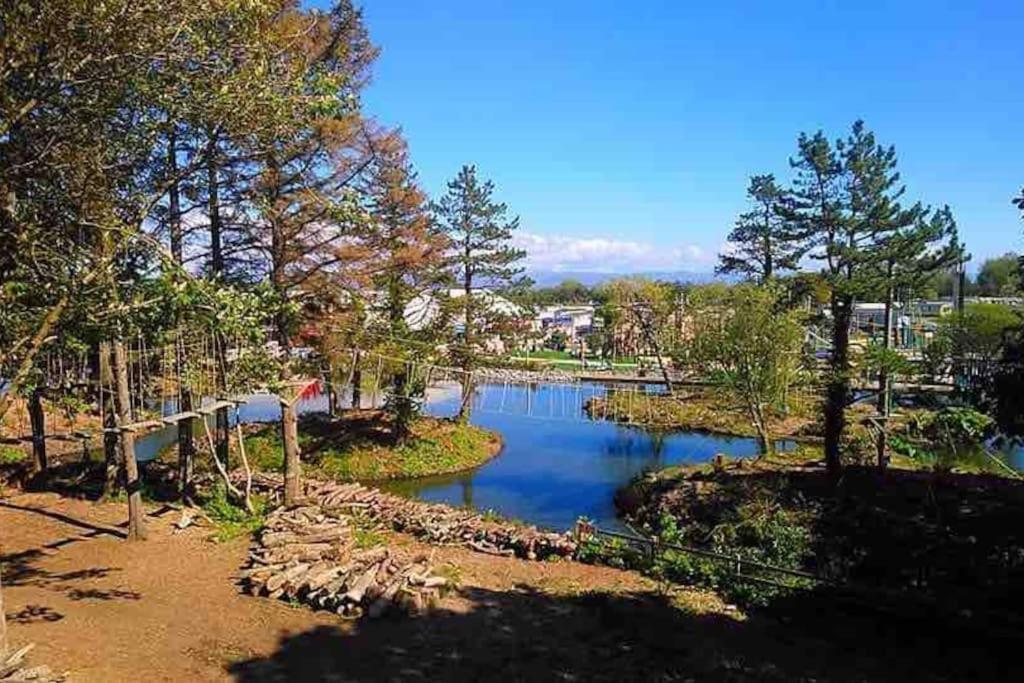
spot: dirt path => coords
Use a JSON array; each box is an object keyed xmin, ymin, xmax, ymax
[{"xmin": 2, "ymin": 491, "xmax": 1007, "ymax": 682}]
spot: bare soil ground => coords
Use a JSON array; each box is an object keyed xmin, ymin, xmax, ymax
[{"xmin": 2, "ymin": 490, "xmax": 1017, "ymax": 682}]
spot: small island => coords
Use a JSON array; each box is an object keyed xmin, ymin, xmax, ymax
[{"xmin": 243, "ymin": 410, "xmax": 503, "ymax": 482}]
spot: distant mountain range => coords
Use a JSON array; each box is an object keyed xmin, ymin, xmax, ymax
[{"xmin": 526, "ymin": 270, "xmax": 721, "ymax": 288}]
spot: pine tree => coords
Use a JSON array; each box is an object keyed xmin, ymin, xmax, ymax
[
  {"xmin": 433, "ymin": 165, "xmax": 526, "ymax": 421},
  {"xmin": 784, "ymin": 121, "xmax": 957, "ymax": 476},
  {"xmin": 361, "ymin": 130, "xmax": 448, "ymax": 442},
  {"xmin": 717, "ymin": 174, "xmax": 802, "ymax": 282}
]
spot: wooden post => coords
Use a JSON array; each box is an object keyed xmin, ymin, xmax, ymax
[
  {"xmin": 351, "ymin": 351, "xmax": 362, "ymax": 409},
  {"xmin": 281, "ymin": 397, "xmax": 301, "ymax": 507},
  {"xmin": 1, "ymin": 564, "xmax": 7, "ymax": 658},
  {"xmin": 28, "ymin": 387, "xmax": 47, "ymax": 472},
  {"xmin": 111, "ymin": 339, "xmax": 147, "ymax": 541},
  {"xmin": 177, "ymin": 389, "xmax": 194, "ymax": 501},
  {"xmin": 324, "ymin": 361, "xmax": 336, "ymax": 418},
  {"xmin": 215, "ymin": 405, "xmax": 230, "ymax": 472}
]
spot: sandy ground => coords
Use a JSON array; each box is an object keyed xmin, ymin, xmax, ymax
[{"xmin": 2, "ymin": 491, "xmax": 1016, "ymax": 682}]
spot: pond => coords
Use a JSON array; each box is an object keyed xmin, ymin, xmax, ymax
[
  {"xmin": 135, "ymin": 381, "xmax": 791, "ymax": 531},
  {"xmin": 386, "ymin": 381, "xmax": 794, "ymax": 532},
  {"xmin": 136, "ymin": 381, "xmax": 1024, "ymax": 533}
]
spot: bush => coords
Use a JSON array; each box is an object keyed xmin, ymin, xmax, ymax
[
  {"xmin": 578, "ymin": 508, "xmax": 814, "ymax": 609},
  {"xmin": 0, "ymin": 444, "xmax": 27, "ymax": 465},
  {"xmin": 203, "ymin": 484, "xmax": 270, "ymax": 542}
]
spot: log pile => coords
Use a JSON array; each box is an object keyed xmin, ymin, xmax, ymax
[
  {"xmin": 1, "ymin": 644, "xmax": 66, "ymax": 682},
  {"xmin": 235, "ymin": 473, "xmax": 577, "ymax": 561},
  {"xmin": 242, "ymin": 505, "xmax": 450, "ymax": 618},
  {"xmin": 314, "ymin": 481, "xmax": 577, "ymax": 560}
]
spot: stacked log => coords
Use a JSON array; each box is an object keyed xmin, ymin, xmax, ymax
[
  {"xmin": 0, "ymin": 645, "xmax": 66, "ymax": 682},
  {"xmin": 316, "ymin": 482, "xmax": 577, "ymax": 560},
  {"xmin": 242, "ymin": 505, "xmax": 449, "ymax": 618},
  {"xmin": 235, "ymin": 474, "xmax": 577, "ymax": 561}
]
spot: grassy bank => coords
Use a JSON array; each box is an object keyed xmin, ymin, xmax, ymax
[
  {"xmin": 244, "ymin": 410, "xmax": 502, "ymax": 481},
  {"xmin": 585, "ymin": 388, "xmax": 823, "ymax": 439},
  {"xmin": 608, "ymin": 448, "xmax": 1024, "ymax": 618}
]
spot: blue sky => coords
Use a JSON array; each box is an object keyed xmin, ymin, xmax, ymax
[{"xmin": 317, "ymin": 1, "xmax": 1024, "ymax": 273}]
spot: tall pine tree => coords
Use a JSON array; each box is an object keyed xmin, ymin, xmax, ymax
[
  {"xmin": 717, "ymin": 174, "xmax": 802, "ymax": 283},
  {"xmin": 785, "ymin": 121, "xmax": 958, "ymax": 476},
  {"xmin": 433, "ymin": 165, "xmax": 526, "ymax": 421}
]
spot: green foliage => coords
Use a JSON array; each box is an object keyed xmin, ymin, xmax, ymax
[
  {"xmin": 433, "ymin": 164, "xmax": 527, "ymax": 383},
  {"xmin": 577, "ymin": 505, "xmax": 813, "ymax": 609},
  {"xmin": 0, "ymin": 445, "xmax": 27, "ymax": 465},
  {"xmin": 203, "ymin": 484, "xmax": 270, "ymax": 543},
  {"xmin": 678, "ymin": 284, "xmax": 806, "ymax": 455},
  {"xmin": 244, "ymin": 417, "xmax": 498, "ymax": 481},
  {"xmin": 861, "ymin": 342, "xmax": 914, "ymax": 382},
  {"xmin": 926, "ymin": 302, "xmax": 1021, "ymax": 405},
  {"xmin": 353, "ymin": 527, "xmax": 385, "ymax": 549},
  {"xmin": 889, "ymin": 407, "xmax": 997, "ymax": 472},
  {"xmin": 975, "ymin": 253, "xmax": 1022, "ymax": 296},
  {"xmin": 243, "ymin": 429, "xmax": 286, "ymax": 471},
  {"xmin": 717, "ymin": 174, "xmax": 803, "ymax": 282}
]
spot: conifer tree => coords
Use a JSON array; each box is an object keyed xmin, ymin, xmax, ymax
[
  {"xmin": 717, "ymin": 174, "xmax": 802, "ymax": 282},
  {"xmin": 784, "ymin": 121, "xmax": 958, "ymax": 476},
  {"xmin": 361, "ymin": 130, "xmax": 448, "ymax": 442},
  {"xmin": 433, "ymin": 165, "xmax": 526, "ymax": 421}
]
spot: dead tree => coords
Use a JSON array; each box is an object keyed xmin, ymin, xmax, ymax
[{"xmin": 631, "ymin": 300, "xmax": 675, "ymax": 398}]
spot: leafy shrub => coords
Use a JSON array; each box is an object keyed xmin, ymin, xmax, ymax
[
  {"xmin": 0, "ymin": 444, "xmax": 27, "ymax": 465},
  {"xmin": 203, "ymin": 484, "xmax": 270, "ymax": 542}
]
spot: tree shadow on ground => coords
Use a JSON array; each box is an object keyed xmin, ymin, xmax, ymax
[
  {"xmin": 0, "ymin": 504, "xmax": 140, "ymax": 603},
  {"xmin": 226, "ymin": 584, "xmax": 1023, "ymax": 683}
]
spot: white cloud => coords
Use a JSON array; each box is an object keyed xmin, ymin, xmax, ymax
[{"xmin": 513, "ymin": 232, "xmax": 714, "ymax": 273}]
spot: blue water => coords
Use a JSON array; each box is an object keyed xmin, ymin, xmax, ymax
[
  {"xmin": 383, "ymin": 382, "xmax": 794, "ymax": 532},
  {"xmin": 138, "ymin": 381, "xmax": 1024, "ymax": 533}
]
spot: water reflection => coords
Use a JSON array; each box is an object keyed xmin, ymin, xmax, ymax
[{"xmin": 384, "ymin": 382, "xmax": 794, "ymax": 532}]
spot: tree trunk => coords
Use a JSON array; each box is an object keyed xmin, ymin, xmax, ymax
[
  {"xmin": 28, "ymin": 387, "xmax": 47, "ymax": 472},
  {"xmin": 177, "ymin": 388, "xmax": 194, "ymax": 501},
  {"xmin": 457, "ymin": 371, "xmax": 474, "ymax": 424},
  {"xmin": 324, "ymin": 360, "xmax": 336, "ymax": 418},
  {"xmin": 168, "ymin": 127, "xmax": 182, "ymax": 263},
  {"xmin": 876, "ymin": 276, "xmax": 894, "ymax": 472},
  {"xmin": 750, "ymin": 402, "xmax": 775, "ymax": 459},
  {"xmin": 208, "ymin": 134, "xmax": 223, "ymax": 279},
  {"xmin": 215, "ymin": 406, "xmax": 230, "ymax": 473},
  {"xmin": 392, "ymin": 370, "xmax": 410, "ymax": 445},
  {"xmin": 111, "ymin": 339, "xmax": 147, "ymax": 541},
  {"xmin": 281, "ymin": 398, "xmax": 301, "ymax": 507},
  {"xmin": 824, "ymin": 296, "xmax": 852, "ymax": 477},
  {"xmin": 351, "ymin": 367, "xmax": 362, "ymax": 409},
  {"xmin": 102, "ymin": 387, "xmax": 120, "ymax": 498},
  {"xmin": 0, "ymin": 294, "xmax": 70, "ymax": 422},
  {"xmin": 458, "ymin": 269, "xmax": 474, "ymax": 423},
  {"xmin": 632, "ymin": 298, "xmax": 674, "ymax": 397},
  {"xmin": 0, "ymin": 565, "xmax": 7, "ymax": 658}
]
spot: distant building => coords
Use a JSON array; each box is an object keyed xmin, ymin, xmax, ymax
[
  {"xmin": 851, "ymin": 302, "xmax": 900, "ymax": 327},
  {"xmin": 533, "ymin": 304, "xmax": 596, "ymax": 350},
  {"xmin": 909, "ymin": 300, "xmax": 953, "ymax": 318}
]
